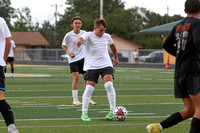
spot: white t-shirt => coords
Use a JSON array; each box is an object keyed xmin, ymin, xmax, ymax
[
  {"xmin": 81, "ymin": 32, "xmax": 113, "ymax": 71},
  {"xmin": 0, "ymin": 17, "xmax": 12, "ymax": 66},
  {"xmin": 133, "ymin": 51, "xmax": 139, "ymax": 59},
  {"xmin": 8, "ymin": 40, "xmax": 16, "ymax": 57},
  {"xmin": 62, "ymin": 30, "xmax": 86, "ymax": 63}
]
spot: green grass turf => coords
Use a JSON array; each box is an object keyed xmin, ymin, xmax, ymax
[{"xmin": 0, "ymin": 65, "xmax": 190, "ymax": 133}]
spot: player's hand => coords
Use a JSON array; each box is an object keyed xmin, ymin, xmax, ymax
[
  {"xmin": 76, "ymin": 37, "xmax": 84, "ymax": 47},
  {"xmin": 69, "ymin": 53, "xmax": 75, "ymax": 58},
  {"xmin": 113, "ymin": 58, "xmax": 119, "ymax": 66}
]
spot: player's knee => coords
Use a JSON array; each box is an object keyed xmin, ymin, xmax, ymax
[{"xmin": 104, "ymin": 81, "xmax": 115, "ymax": 93}]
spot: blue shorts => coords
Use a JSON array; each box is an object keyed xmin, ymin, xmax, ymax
[
  {"xmin": 0, "ymin": 66, "xmax": 5, "ymax": 91},
  {"xmin": 84, "ymin": 67, "xmax": 114, "ymax": 83}
]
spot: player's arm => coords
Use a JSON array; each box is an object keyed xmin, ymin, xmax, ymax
[
  {"xmin": 61, "ymin": 45, "xmax": 75, "ymax": 58},
  {"xmin": 4, "ymin": 37, "xmax": 11, "ymax": 61},
  {"xmin": 193, "ymin": 23, "xmax": 200, "ymax": 51},
  {"xmin": 110, "ymin": 44, "xmax": 119, "ymax": 66},
  {"xmin": 13, "ymin": 47, "xmax": 19, "ymax": 57},
  {"xmin": 76, "ymin": 37, "xmax": 84, "ymax": 47},
  {"xmin": 163, "ymin": 28, "xmax": 177, "ymax": 56}
]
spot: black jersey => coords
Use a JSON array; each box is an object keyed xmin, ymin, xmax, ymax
[{"xmin": 163, "ymin": 17, "xmax": 200, "ymax": 77}]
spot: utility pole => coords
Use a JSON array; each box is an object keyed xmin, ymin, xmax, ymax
[
  {"xmin": 51, "ymin": 4, "xmax": 62, "ymax": 45},
  {"xmin": 166, "ymin": 6, "xmax": 169, "ymax": 23},
  {"xmin": 100, "ymin": 0, "xmax": 103, "ymax": 19}
]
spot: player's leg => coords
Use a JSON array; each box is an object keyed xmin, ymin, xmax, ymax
[
  {"xmin": 81, "ymin": 69, "xmax": 99, "ymax": 121},
  {"xmin": 82, "ymin": 73, "xmax": 96, "ymax": 105},
  {"xmin": 81, "ymin": 81, "xmax": 95, "ymax": 121},
  {"xmin": 80, "ymin": 59, "xmax": 97, "ymax": 105},
  {"xmin": 0, "ymin": 66, "xmax": 18, "ymax": 132},
  {"xmin": 10, "ymin": 61, "xmax": 14, "ymax": 77},
  {"xmin": 72, "ymin": 72, "xmax": 81, "ymax": 105},
  {"xmin": 146, "ymin": 74, "xmax": 193, "ymax": 133},
  {"xmin": 189, "ymin": 93, "xmax": 200, "ymax": 133},
  {"xmin": 102, "ymin": 67, "xmax": 116, "ymax": 120}
]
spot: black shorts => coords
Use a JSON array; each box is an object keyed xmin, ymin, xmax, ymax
[
  {"xmin": 0, "ymin": 66, "xmax": 5, "ymax": 91},
  {"xmin": 84, "ymin": 67, "xmax": 114, "ymax": 83},
  {"xmin": 174, "ymin": 72, "xmax": 200, "ymax": 98},
  {"xmin": 7, "ymin": 57, "xmax": 15, "ymax": 62},
  {"xmin": 69, "ymin": 58, "xmax": 86, "ymax": 74}
]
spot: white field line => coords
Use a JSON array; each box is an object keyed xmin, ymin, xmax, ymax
[
  {"xmin": 6, "ymin": 88, "xmax": 173, "ymax": 92},
  {"xmin": 6, "ymin": 95, "xmax": 174, "ymax": 99},
  {"xmin": 11, "ymin": 103, "xmax": 183, "ymax": 108}
]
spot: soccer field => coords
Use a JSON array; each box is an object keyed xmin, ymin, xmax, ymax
[{"xmin": 0, "ymin": 65, "xmax": 190, "ymax": 133}]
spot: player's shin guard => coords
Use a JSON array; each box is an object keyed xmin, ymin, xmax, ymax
[
  {"xmin": 160, "ymin": 112, "xmax": 183, "ymax": 129},
  {"xmin": 104, "ymin": 81, "xmax": 116, "ymax": 111},
  {"xmin": 0, "ymin": 100, "xmax": 14, "ymax": 126},
  {"xmin": 82, "ymin": 85, "xmax": 94, "ymax": 114},
  {"xmin": 190, "ymin": 117, "xmax": 200, "ymax": 133}
]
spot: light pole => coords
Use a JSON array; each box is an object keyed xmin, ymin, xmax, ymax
[
  {"xmin": 51, "ymin": 4, "xmax": 62, "ymax": 45},
  {"xmin": 100, "ymin": 0, "xmax": 103, "ymax": 19}
]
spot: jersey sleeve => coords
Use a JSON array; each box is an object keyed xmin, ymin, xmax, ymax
[
  {"xmin": 193, "ymin": 22, "xmax": 200, "ymax": 51},
  {"xmin": 12, "ymin": 40, "xmax": 16, "ymax": 48},
  {"xmin": 106, "ymin": 34, "xmax": 114, "ymax": 46},
  {"xmin": 80, "ymin": 32, "xmax": 89, "ymax": 41},
  {"xmin": 163, "ymin": 27, "xmax": 177, "ymax": 56},
  {"xmin": 62, "ymin": 33, "xmax": 70, "ymax": 46},
  {"xmin": 2, "ymin": 18, "xmax": 11, "ymax": 38}
]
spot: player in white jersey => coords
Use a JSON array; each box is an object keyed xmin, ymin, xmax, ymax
[
  {"xmin": 76, "ymin": 18, "xmax": 119, "ymax": 121},
  {"xmin": 4, "ymin": 40, "xmax": 18, "ymax": 77},
  {"xmin": 0, "ymin": 17, "xmax": 19, "ymax": 133},
  {"xmin": 62, "ymin": 16, "xmax": 96, "ymax": 106}
]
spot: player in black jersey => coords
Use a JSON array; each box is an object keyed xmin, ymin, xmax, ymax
[{"xmin": 146, "ymin": 0, "xmax": 200, "ymax": 133}]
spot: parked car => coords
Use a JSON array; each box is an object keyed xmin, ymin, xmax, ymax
[
  {"xmin": 109, "ymin": 53, "xmax": 128, "ymax": 62},
  {"xmin": 139, "ymin": 51, "xmax": 163, "ymax": 63}
]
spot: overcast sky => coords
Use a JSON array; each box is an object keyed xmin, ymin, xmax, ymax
[{"xmin": 11, "ymin": 0, "xmax": 186, "ymax": 24}]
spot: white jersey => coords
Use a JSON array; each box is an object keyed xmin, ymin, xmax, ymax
[
  {"xmin": 0, "ymin": 17, "xmax": 12, "ymax": 66},
  {"xmin": 8, "ymin": 40, "xmax": 16, "ymax": 57},
  {"xmin": 62, "ymin": 30, "xmax": 86, "ymax": 63},
  {"xmin": 81, "ymin": 32, "xmax": 113, "ymax": 71}
]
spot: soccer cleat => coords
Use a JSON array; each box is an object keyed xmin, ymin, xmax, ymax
[
  {"xmin": 8, "ymin": 127, "xmax": 19, "ymax": 133},
  {"xmin": 146, "ymin": 123, "xmax": 162, "ymax": 133},
  {"xmin": 73, "ymin": 100, "xmax": 82, "ymax": 106},
  {"xmin": 105, "ymin": 111, "xmax": 113, "ymax": 121},
  {"xmin": 89, "ymin": 99, "xmax": 97, "ymax": 105},
  {"xmin": 81, "ymin": 114, "xmax": 91, "ymax": 121},
  {"xmin": 11, "ymin": 74, "xmax": 15, "ymax": 77}
]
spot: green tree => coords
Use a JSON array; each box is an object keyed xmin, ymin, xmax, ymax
[
  {"xmin": 0, "ymin": 0, "xmax": 14, "ymax": 26},
  {"xmin": 12, "ymin": 7, "xmax": 33, "ymax": 31}
]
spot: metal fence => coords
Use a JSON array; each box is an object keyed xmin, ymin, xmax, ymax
[{"xmin": 15, "ymin": 48, "xmax": 164, "ymax": 64}]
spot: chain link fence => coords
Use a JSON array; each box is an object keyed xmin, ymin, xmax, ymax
[{"xmin": 15, "ymin": 49, "xmax": 164, "ymax": 64}]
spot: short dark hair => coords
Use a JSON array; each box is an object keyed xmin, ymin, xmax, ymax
[
  {"xmin": 94, "ymin": 19, "xmax": 108, "ymax": 28},
  {"xmin": 71, "ymin": 16, "xmax": 82, "ymax": 23},
  {"xmin": 185, "ymin": 0, "xmax": 200, "ymax": 13}
]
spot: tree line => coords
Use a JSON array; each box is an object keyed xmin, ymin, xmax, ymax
[{"xmin": 0, "ymin": 0, "xmax": 183, "ymax": 49}]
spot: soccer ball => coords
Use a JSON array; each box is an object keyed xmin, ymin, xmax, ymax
[{"xmin": 113, "ymin": 106, "xmax": 128, "ymax": 121}]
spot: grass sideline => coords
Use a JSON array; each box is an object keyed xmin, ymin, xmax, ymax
[{"xmin": 0, "ymin": 65, "xmax": 190, "ymax": 133}]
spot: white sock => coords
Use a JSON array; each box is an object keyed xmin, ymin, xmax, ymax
[
  {"xmin": 8, "ymin": 124, "xmax": 16, "ymax": 131},
  {"xmin": 104, "ymin": 81, "xmax": 116, "ymax": 111},
  {"xmin": 82, "ymin": 85, "xmax": 94, "ymax": 114},
  {"xmin": 72, "ymin": 90, "xmax": 78, "ymax": 101}
]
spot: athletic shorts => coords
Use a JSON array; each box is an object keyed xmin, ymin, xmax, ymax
[
  {"xmin": 69, "ymin": 58, "xmax": 86, "ymax": 74},
  {"xmin": 0, "ymin": 66, "xmax": 5, "ymax": 91},
  {"xmin": 7, "ymin": 57, "xmax": 15, "ymax": 62},
  {"xmin": 174, "ymin": 72, "xmax": 200, "ymax": 98},
  {"xmin": 84, "ymin": 67, "xmax": 114, "ymax": 83}
]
